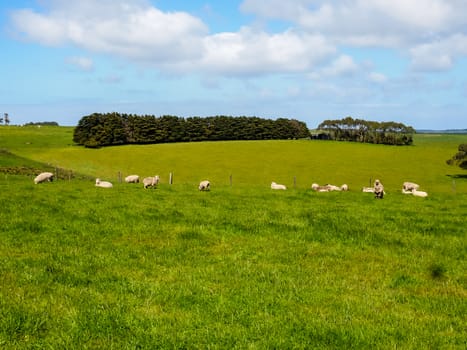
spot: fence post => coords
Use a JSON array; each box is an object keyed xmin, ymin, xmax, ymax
[
  {"xmin": 118, "ymin": 171, "xmax": 122, "ymax": 183},
  {"xmin": 169, "ymin": 172, "xmax": 173, "ymax": 185}
]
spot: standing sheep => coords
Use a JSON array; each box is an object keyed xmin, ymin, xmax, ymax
[
  {"xmin": 34, "ymin": 172, "xmax": 54, "ymax": 184},
  {"xmin": 125, "ymin": 175, "xmax": 140, "ymax": 183},
  {"xmin": 374, "ymin": 179, "xmax": 384, "ymax": 199},
  {"xmin": 199, "ymin": 180, "xmax": 210, "ymax": 191},
  {"xmin": 95, "ymin": 178, "xmax": 113, "ymax": 188},
  {"xmin": 143, "ymin": 175, "xmax": 160, "ymax": 189}
]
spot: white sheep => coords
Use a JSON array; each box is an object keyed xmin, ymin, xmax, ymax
[
  {"xmin": 271, "ymin": 182, "xmax": 286, "ymax": 190},
  {"xmin": 402, "ymin": 182, "xmax": 420, "ymax": 192},
  {"xmin": 95, "ymin": 178, "xmax": 113, "ymax": 188},
  {"xmin": 34, "ymin": 172, "xmax": 54, "ymax": 184},
  {"xmin": 412, "ymin": 190, "xmax": 428, "ymax": 197},
  {"xmin": 125, "ymin": 175, "xmax": 139, "ymax": 183},
  {"xmin": 362, "ymin": 187, "xmax": 375, "ymax": 193},
  {"xmin": 199, "ymin": 180, "xmax": 211, "ymax": 191},
  {"xmin": 312, "ymin": 183, "xmax": 346, "ymax": 192},
  {"xmin": 143, "ymin": 175, "xmax": 160, "ymax": 189},
  {"xmin": 374, "ymin": 179, "xmax": 384, "ymax": 199}
]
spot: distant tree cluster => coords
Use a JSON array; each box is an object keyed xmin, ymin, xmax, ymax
[
  {"xmin": 317, "ymin": 116, "xmax": 415, "ymax": 145},
  {"xmin": 73, "ymin": 113, "xmax": 310, "ymax": 147},
  {"xmin": 24, "ymin": 121, "xmax": 59, "ymax": 126},
  {"xmin": 1, "ymin": 113, "xmax": 10, "ymax": 125},
  {"xmin": 446, "ymin": 144, "xmax": 467, "ymax": 169}
]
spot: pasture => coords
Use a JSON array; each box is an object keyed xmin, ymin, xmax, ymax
[{"xmin": 0, "ymin": 126, "xmax": 466, "ymax": 348}]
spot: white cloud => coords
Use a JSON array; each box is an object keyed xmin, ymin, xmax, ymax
[
  {"xmin": 241, "ymin": 0, "xmax": 465, "ymax": 46},
  {"xmin": 10, "ymin": 0, "xmax": 338, "ymax": 76},
  {"xmin": 10, "ymin": 0, "xmax": 208, "ymax": 64},
  {"xmin": 410, "ymin": 34, "xmax": 467, "ymax": 71},
  {"xmin": 200, "ymin": 28, "xmax": 336, "ymax": 75},
  {"xmin": 65, "ymin": 56, "xmax": 94, "ymax": 71}
]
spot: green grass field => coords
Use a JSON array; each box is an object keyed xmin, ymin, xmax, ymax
[{"xmin": 0, "ymin": 125, "xmax": 466, "ymax": 349}]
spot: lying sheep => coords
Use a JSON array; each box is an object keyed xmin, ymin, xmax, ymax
[
  {"xmin": 143, "ymin": 175, "xmax": 160, "ymax": 189},
  {"xmin": 402, "ymin": 182, "xmax": 420, "ymax": 192},
  {"xmin": 34, "ymin": 172, "xmax": 54, "ymax": 184},
  {"xmin": 311, "ymin": 183, "xmax": 347, "ymax": 192},
  {"xmin": 125, "ymin": 175, "xmax": 139, "ymax": 183},
  {"xmin": 199, "ymin": 180, "xmax": 210, "ymax": 191},
  {"xmin": 412, "ymin": 190, "xmax": 428, "ymax": 198},
  {"xmin": 402, "ymin": 188, "xmax": 428, "ymax": 197},
  {"xmin": 362, "ymin": 187, "xmax": 375, "ymax": 193},
  {"xmin": 271, "ymin": 182, "xmax": 287, "ymax": 190},
  {"xmin": 95, "ymin": 178, "xmax": 113, "ymax": 188}
]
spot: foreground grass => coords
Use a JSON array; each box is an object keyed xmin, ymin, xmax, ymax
[{"xmin": 0, "ymin": 177, "xmax": 465, "ymax": 348}]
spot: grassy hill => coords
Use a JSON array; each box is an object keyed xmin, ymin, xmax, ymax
[
  {"xmin": 0, "ymin": 125, "xmax": 466, "ymax": 348},
  {"xmin": 1, "ymin": 125, "xmax": 466, "ymax": 192}
]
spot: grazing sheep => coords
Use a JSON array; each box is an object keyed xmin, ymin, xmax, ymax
[
  {"xmin": 373, "ymin": 179, "xmax": 384, "ymax": 199},
  {"xmin": 341, "ymin": 184, "xmax": 349, "ymax": 191},
  {"xmin": 143, "ymin": 175, "xmax": 160, "ymax": 189},
  {"xmin": 402, "ymin": 181, "xmax": 420, "ymax": 192},
  {"xmin": 125, "ymin": 175, "xmax": 139, "ymax": 183},
  {"xmin": 34, "ymin": 172, "xmax": 54, "ymax": 184},
  {"xmin": 95, "ymin": 178, "xmax": 113, "ymax": 188},
  {"xmin": 199, "ymin": 180, "xmax": 211, "ymax": 191},
  {"xmin": 271, "ymin": 182, "xmax": 286, "ymax": 190}
]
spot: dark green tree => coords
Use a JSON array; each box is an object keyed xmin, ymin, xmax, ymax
[{"xmin": 446, "ymin": 144, "xmax": 467, "ymax": 169}]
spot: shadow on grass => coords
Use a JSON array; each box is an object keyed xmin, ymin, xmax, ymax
[{"xmin": 446, "ymin": 174, "xmax": 467, "ymax": 179}]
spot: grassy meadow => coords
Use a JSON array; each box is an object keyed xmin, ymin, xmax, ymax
[{"xmin": 0, "ymin": 125, "xmax": 466, "ymax": 349}]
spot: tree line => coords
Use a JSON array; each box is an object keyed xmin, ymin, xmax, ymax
[
  {"xmin": 317, "ymin": 116, "xmax": 415, "ymax": 145},
  {"xmin": 73, "ymin": 113, "xmax": 311, "ymax": 147}
]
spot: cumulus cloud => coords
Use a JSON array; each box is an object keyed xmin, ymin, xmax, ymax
[
  {"xmin": 10, "ymin": 0, "xmax": 208, "ymax": 65},
  {"xmin": 200, "ymin": 28, "xmax": 335, "ymax": 75},
  {"xmin": 241, "ymin": 0, "xmax": 465, "ymax": 46},
  {"xmin": 410, "ymin": 34, "xmax": 467, "ymax": 71},
  {"xmin": 9, "ymin": 0, "xmax": 337, "ymax": 76},
  {"xmin": 9, "ymin": 0, "xmax": 467, "ymax": 78},
  {"xmin": 240, "ymin": 0, "xmax": 467, "ymax": 72}
]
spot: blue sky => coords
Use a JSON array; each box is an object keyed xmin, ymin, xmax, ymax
[{"xmin": 1, "ymin": 0, "xmax": 467, "ymax": 129}]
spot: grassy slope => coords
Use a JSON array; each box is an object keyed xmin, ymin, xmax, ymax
[
  {"xmin": 1, "ymin": 125, "xmax": 466, "ymax": 193},
  {"xmin": 0, "ymin": 126, "xmax": 466, "ymax": 348}
]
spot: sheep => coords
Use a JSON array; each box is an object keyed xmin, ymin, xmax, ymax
[
  {"xmin": 199, "ymin": 180, "xmax": 211, "ymax": 191},
  {"xmin": 271, "ymin": 182, "xmax": 287, "ymax": 190},
  {"xmin": 373, "ymin": 179, "xmax": 384, "ymax": 199},
  {"xmin": 34, "ymin": 172, "xmax": 54, "ymax": 184},
  {"xmin": 143, "ymin": 175, "xmax": 160, "ymax": 189},
  {"xmin": 402, "ymin": 182, "xmax": 420, "ymax": 192},
  {"xmin": 412, "ymin": 190, "xmax": 428, "ymax": 198},
  {"xmin": 95, "ymin": 178, "xmax": 113, "ymax": 188},
  {"xmin": 362, "ymin": 187, "xmax": 375, "ymax": 193},
  {"xmin": 402, "ymin": 188, "xmax": 428, "ymax": 197},
  {"xmin": 125, "ymin": 175, "xmax": 139, "ymax": 183},
  {"xmin": 312, "ymin": 183, "xmax": 347, "ymax": 192}
]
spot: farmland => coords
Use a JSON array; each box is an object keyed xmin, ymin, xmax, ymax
[{"xmin": 0, "ymin": 126, "xmax": 466, "ymax": 348}]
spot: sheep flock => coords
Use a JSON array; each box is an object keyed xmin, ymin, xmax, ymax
[{"xmin": 33, "ymin": 172, "xmax": 429, "ymax": 198}]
